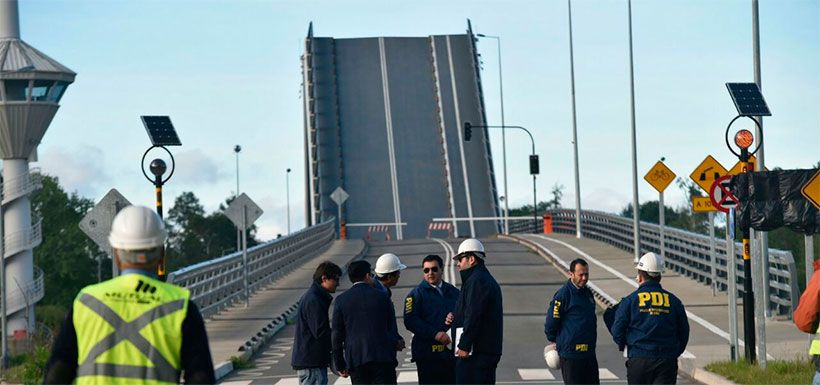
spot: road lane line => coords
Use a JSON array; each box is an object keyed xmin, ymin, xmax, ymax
[
  {"xmin": 378, "ymin": 37, "xmax": 403, "ymax": 240},
  {"xmin": 446, "ymin": 35, "xmax": 475, "ymax": 237}
]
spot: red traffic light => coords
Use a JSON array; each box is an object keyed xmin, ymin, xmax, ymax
[{"xmin": 734, "ymin": 129, "xmax": 754, "ymax": 149}]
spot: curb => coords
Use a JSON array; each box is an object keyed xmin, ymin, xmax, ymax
[
  {"xmin": 501, "ymin": 234, "xmax": 737, "ymax": 385},
  {"xmin": 213, "ymin": 241, "xmax": 370, "ymax": 381}
]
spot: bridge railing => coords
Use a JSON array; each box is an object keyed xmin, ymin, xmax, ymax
[
  {"xmin": 512, "ymin": 209, "xmax": 799, "ymax": 316},
  {"xmin": 167, "ymin": 219, "xmax": 335, "ymax": 318}
]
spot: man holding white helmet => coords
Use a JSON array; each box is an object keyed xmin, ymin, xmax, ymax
[
  {"xmin": 609, "ymin": 252, "xmax": 689, "ymax": 384},
  {"xmin": 448, "ymin": 238, "xmax": 503, "ymax": 384},
  {"xmin": 374, "ymin": 253, "xmax": 407, "ymax": 352},
  {"xmin": 44, "ymin": 206, "xmax": 215, "ymax": 385},
  {"xmin": 545, "ymin": 258, "xmax": 599, "ymax": 384}
]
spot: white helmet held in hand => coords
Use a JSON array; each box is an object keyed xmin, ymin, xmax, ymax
[
  {"xmin": 636, "ymin": 252, "xmax": 664, "ymax": 276},
  {"xmin": 374, "ymin": 253, "xmax": 407, "ymax": 276},
  {"xmin": 455, "ymin": 238, "xmax": 485, "ymax": 259},
  {"xmin": 108, "ymin": 206, "xmax": 166, "ymax": 251},
  {"xmin": 544, "ymin": 345, "xmax": 560, "ymax": 370}
]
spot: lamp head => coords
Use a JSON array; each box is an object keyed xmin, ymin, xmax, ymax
[{"xmin": 149, "ymin": 158, "xmax": 167, "ymax": 177}]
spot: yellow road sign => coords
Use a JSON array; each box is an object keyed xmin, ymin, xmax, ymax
[
  {"xmin": 691, "ymin": 196, "xmax": 718, "ymax": 213},
  {"xmin": 728, "ymin": 155, "xmax": 767, "ymax": 175},
  {"xmin": 644, "ymin": 161, "xmax": 676, "ymax": 193},
  {"xmin": 802, "ymin": 169, "xmax": 820, "ymax": 209},
  {"xmin": 690, "ymin": 155, "xmax": 728, "ymax": 192}
]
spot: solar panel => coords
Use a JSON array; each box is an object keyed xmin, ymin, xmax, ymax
[
  {"xmin": 725, "ymin": 83, "xmax": 771, "ymax": 117},
  {"xmin": 141, "ymin": 116, "xmax": 181, "ymax": 146}
]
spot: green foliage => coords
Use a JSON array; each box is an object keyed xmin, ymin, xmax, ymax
[
  {"xmin": 165, "ymin": 192, "xmax": 260, "ymax": 272},
  {"xmin": 229, "ymin": 355, "xmax": 255, "ymax": 369},
  {"xmin": 31, "ymin": 175, "xmax": 101, "ymax": 309},
  {"xmin": 35, "ymin": 305, "xmax": 68, "ymax": 334},
  {"xmin": 706, "ymin": 358, "xmax": 813, "ymax": 385},
  {"xmin": 3, "ymin": 340, "xmax": 52, "ymax": 385},
  {"xmin": 508, "ymin": 183, "xmax": 564, "ymax": 217}
]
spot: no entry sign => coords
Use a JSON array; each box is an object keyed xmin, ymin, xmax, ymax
[{"xmin": 709, "ymin": 175, "xmax": 738, "ymax": 213}]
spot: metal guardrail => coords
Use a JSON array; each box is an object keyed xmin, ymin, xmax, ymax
[
  {"xmin": 512, "ymin": 209, "xmax": 799, "ymax": 316},
  {"xmin": 167, "ymin": 219, "xmax": 335, "ymax": 318},
  {"xmin": 1, "ymin": 168, "xmax": 42, "ymax": 205},
  {"xmin": 4, "ymin": 219, "xmax": 42, "ymax": 258}
]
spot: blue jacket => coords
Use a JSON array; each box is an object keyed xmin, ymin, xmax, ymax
[
  {"xmin": 292, "ymin": 282, "xmax": 333, "ymax": 369},
  {"xmin": 331, "ymin": 282, "xmax": 399, "ymax": 371},
  {"xmin": 453, "ymin": 260, "xmax": 503, "ymax": 356},
  {"xmin": 610, "ymin": 281, "xmax": 690, "ymax": 358},
  {"xmin": 544, "ymin": 280, "xmax": 597, "ymax": 359},
  {"xmin": 403, "ymin": 280, "xmax": 460, "ymax": 361}
]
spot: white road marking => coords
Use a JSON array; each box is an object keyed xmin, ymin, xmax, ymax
[
  {"xmin": 429, "ymin": 36, "xmax": 459, "ymax": 237},
  {"xmin": 517, "ymin": 368, "xmax": 555, "ymax": 380},
  {"xmin": 446, "ymin": 35, "xmax": 475, "ymax": 237},
  {"xmin": 599, "ymin": 368, "xmax": 618, "ymax": 380},
  {"xmin": 221, "ymin": 381, "xmax": 253, "ymax": 385},
  {"xmin": 333, "ymin": 376, "xmax": 352, "ymax": 385},
  {"xmin": 378, "ymin": 37, "xmax": 403, "ymax": 240},
  {"xmin": 397, "ymin": 371, "xmax": 419, "ymax": 383},
  {"xmin": 274, "ymin": 378, "xmax": 300, "ymax": 385}
]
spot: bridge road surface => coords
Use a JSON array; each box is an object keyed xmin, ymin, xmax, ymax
[{"xmin": 219, "ymin": 238, "xmax": 699, "ymax": 385}]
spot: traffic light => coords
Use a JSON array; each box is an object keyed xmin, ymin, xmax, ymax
[
  {"xmin": 530, "ymin": 155, "xmax": 539, "ymax": 175},
  {"xmin": 464, "ymin": 122, "xmax": 472, "ymax": 141}
]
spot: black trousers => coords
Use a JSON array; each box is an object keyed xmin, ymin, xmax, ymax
[
  {"xmin": 626, "ymin": 357, "xmax": 678, "ymax": 385},
  {"xmin": 416, "ymin": 358, "xmax": 456, "ymax": 385},
  {"xmin": 350, "ymin": 362, "xmax": 397, "ymax": 385},
  {"xmin": 455, "ymin": 354, "xmax": 500, "ymax": 384},
  {"xmin": 560, "ymin": 356, "xmax": 600, "ymax": 385}
]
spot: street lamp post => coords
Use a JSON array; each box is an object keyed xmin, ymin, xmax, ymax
[
  {"xmin": 286, "ymin": 168, "xmax": 292, "ymax": 234},
  {"xmin": 476, "ymin": 33, "xmax": 509, "ymax": 234},
  {"xmin": 464, "ymin": 123, "xmax": 539, "ymax": 233},
  {"xmin": 234, "ymin": 145, "xmax": 241, "ymax": 253},
  {"xmin": 567, "ymin": 0, "xmax": 583, "ymax": 239}
]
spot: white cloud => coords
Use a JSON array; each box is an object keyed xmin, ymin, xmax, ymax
[
  {"xmin": 37, "ymin": 145, "xmax": 112, "ymax": 198},
  {"xmin": 169, "ymin": 149, "xmax": 229, "ymax": 186},
  {"xmin": 581, "ymin": 188, "xmax": 631, "ymax": 214}
]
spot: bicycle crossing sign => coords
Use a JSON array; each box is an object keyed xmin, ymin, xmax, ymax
[
  {"xmin": 690, "ymin": 155, "xmax": 728, "ymax": 193},
  {"xmin": 644, "ymin": 161, "xmax": 676, "ymax": 193},
  {"xmin": 709, "ymin": 175, "xmax": 738, "ymax": 214}
]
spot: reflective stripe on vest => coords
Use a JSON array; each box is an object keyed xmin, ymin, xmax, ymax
[
  {"xmin": 73, "ymin": 275, "xmax": 189, "ymax": 385},
  {"xmin": 810, "ymin": 322, "xmax": 820, "ymax": 355}
]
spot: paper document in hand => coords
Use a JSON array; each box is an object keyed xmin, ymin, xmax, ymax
[{"xmin": 453, "ymin": 327, "xmax": 471, "ymax": 357}]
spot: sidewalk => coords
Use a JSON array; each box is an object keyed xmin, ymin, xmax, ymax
[
  {"xmin": 504, "ymin": 233, "xmax": 807, "ymax": 382},
  {"xmin": 205, "ymin": 239, "xmax": 367, "ymax": 379}
]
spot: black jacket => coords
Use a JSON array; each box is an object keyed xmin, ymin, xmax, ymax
[
  {"xmin": 331, "ymin": 282, "xmax": 399, "ymax": 371},
  {"xmin": 403, "ymin": 280, "xmax": 460, "ymax": 361},
  {"xmin": 292, "ymin": 282, "xmax": 333, "ymax": 369},
  {"xmin": 453, "ymin": 259, "xmax": 503, "ymax": 357},
  {"xmin": 611, "ymin": 281, "xmax": 690, "ymax": 358}
]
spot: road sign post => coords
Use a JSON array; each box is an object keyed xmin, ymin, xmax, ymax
[
  {"xmin": 726, "ymin": 208, "xmax": 739, "ymax": 361},
  {"xmin": 225, "ymin": 193, "xmax": 263, "ymax": 308},
  {"xmin": 330, "ymin": 187, "xmax": 349, "ymax": 239},
  {"xmin": 644, "ymin": 161, "xmax": 676, "ymax": 261}
]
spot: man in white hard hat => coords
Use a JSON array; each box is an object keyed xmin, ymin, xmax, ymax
[
  {"xmin": 609, "ymin": 252, "xmax": 689, "ymax": 384},
  {"xmin": 44, "ymin": 205, "xmax": 215, "ymax": 385},
  {"xmin": 373, "ymin": 253, "xmax": 407, "ymax": 353},
  {"xmin": 447, "ymin": 238, "xmax": 503, "ymax": 384},
  {"xmin": 545, "ymin": 258, "xmax": 599, "ymax": 384}
]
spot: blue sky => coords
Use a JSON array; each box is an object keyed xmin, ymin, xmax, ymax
[{"xmin": 20, "ymin": 0, "xmax": 819, "ymax": 240}]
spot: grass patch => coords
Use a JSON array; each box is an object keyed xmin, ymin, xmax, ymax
[
  {"xmin": 705, "ymin": 358, "xmax": 814, "ymax": 385},
  {"xmin": 230, "ymin": 355, "xmax": 256, "ymax": 370}
]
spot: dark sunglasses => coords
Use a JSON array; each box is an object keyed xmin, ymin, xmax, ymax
[{"xmin": 423, "ymin": 267, "xmax": 440, "ymax": 274}]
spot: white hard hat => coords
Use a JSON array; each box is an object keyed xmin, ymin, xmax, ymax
[
  {"xmin": 455, "ymin": 238, "xmax": 485, "ymax": 259},
  {"xmin": 108, "ymin": 206, "xmax": 166, "ymax": 251},
  {"xmin": 544, "ymin": 345, "xmax": 560, "ymax": 370},
  {"xmin": 636, "ymin": 252, "xmax": 664, "ymax": 275},
  {"xmin": 374, "ymin": 253, "xmax": 407, "ymax": 275}
]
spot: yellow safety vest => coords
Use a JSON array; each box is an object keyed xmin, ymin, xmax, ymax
[
  {"xmin": 811, "ymin": 319, "xmax": 820, "ymax": 356},
  {"xmin": 73, "ymin": 273, "xmax": 190, "ymax": 385}
]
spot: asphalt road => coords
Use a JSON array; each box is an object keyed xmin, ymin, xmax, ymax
[{"xmin": 220, "ymin": 238, "xmax": 699, "ymax": 385}]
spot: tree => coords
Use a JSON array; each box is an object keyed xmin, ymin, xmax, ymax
[
  {"xmin": 508, "ymin": 183, "xmax": 565, "ymax": 216},
  {"xmin": 31, "ymin": 175, "xmax": 101, "ymax": 308}
]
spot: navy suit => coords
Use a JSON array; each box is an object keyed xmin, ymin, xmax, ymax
[{"xmin": 331, "ymin": 282, "xmax": 398, "ymax": 384}]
